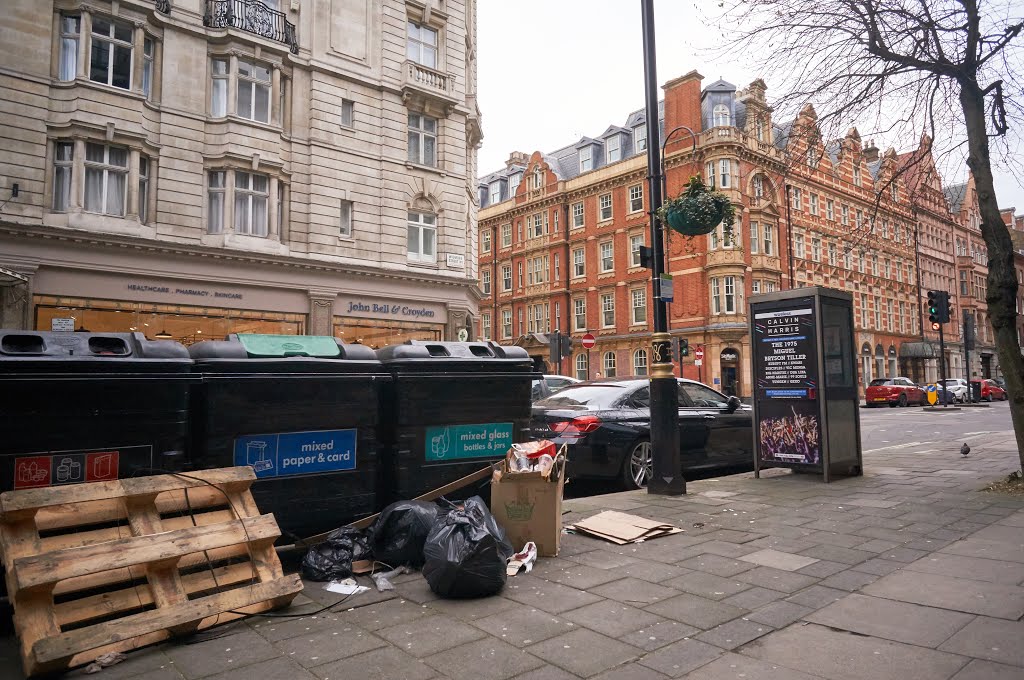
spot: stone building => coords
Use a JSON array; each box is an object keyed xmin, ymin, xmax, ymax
[
  {"xmin": 0, "ymin": 0, "xmax": 481, "ymax": 347},
  {"xmin": 477, "ymin": 70, "xmax": 1007, "ymax": 397}
]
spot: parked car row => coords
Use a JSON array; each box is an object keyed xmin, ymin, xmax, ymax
[{"xmin": 865, "ymin": 376, "xmax": 1007, "ymax": 406}]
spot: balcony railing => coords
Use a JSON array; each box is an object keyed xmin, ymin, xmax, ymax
[
  {"xmin": 204, "ymin": 0, "xmax": 298, "ymax": 54},
  {"xmin": 155, "ymin": 0, "xmax": 171, "ymax": 13},
  {"xmin": 401, "ymin": 60, "xmax": 459, "ymax": 114}
]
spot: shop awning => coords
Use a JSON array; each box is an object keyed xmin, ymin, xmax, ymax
[
  {"xmin": 0, "ymin": 266, "xmax": 27, "ymax": 286},
  {"xmin": 899, "ymin": 341, "xmax": 938, "ymax": 359}
]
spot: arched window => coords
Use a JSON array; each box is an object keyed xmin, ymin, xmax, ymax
[
  {"xmin": 603, "ymin": 351, "xmax": 617, "ymax": 377},
  {"xmin": 633, "ymin": 349, "xmax": 648, "ymax": 376},
  {"xmin": 575, "ymin": 353, "xmax": 588, "ymax": 381},
  {"xmin": 753, "ymin": 175, "xmax": 764, "ymax": 199},
  {"xmin": 713, "ymin": 104, "xmax": 730, "ymax": 127}
]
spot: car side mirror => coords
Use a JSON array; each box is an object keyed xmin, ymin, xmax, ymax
[{"xmin": 727, "ymin": 395, "xmax": 742, "ymax": 412}]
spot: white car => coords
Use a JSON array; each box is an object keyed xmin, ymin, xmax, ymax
[{"xmin": 940, "ymin": 378, "xmax": 969, "ymax": 403}]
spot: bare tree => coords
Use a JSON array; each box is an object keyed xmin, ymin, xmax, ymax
[{"xmin": 715, "ymin": 0, "xmax": 1024, "ymax": 467}]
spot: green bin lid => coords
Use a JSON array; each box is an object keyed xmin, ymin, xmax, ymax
[{"xmin": 235, "ymin": 334, "xmax": 341, "ymax": 358}]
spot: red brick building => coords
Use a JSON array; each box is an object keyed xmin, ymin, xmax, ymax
[{"xmin": 477, "ymin": 70, "xmax": 1011, "ymax": 397}]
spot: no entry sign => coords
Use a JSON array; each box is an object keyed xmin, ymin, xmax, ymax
[{"xmin": 581, "ymin": 333, "xmax": 596, "ymax": 349}]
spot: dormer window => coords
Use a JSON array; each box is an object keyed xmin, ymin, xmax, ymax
[
  {"xmin": 713, "ymin": 104, "xmax": 730, "ymax": 127},
  {"xmin": 579, "ymin": 147, "xmax": 593, "ymax": 173},
  {"xmin": 607, "ymin": 136, "xmax": 621, "ymax": 163},
  {"xmin": 634, "ymin": 125, "xmax": 647, "ymax": 153},
  {"xmin": 489, "ymin": 181, "xmax": 501, "ymax": 205}
]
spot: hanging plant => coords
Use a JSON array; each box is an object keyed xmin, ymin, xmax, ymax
[{"xmin": 658, "ymin": 174, "xmax": 736, "ymax": 237}]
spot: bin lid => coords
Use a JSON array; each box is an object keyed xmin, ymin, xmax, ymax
[
  {"xmin": 377, "ymin": 340, "xmax": 532, "ymax": 365},
  {"xmin": 189, "ymin": 334, "xmax": 378, "ymax": 361},
  {"xmin": 0, "ymin": 330, "xmax": 189, "ymax": 360}
]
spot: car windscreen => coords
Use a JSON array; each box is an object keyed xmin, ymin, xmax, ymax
[
  {"xmin": 868, "ymin": 379, "xmax": 892, "ymax": 386},
  {"xmin": 534, "ymin": 383, "xmax": 633, "ymax": 408}
]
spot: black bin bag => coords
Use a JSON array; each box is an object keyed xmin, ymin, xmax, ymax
[
  {"xmin": 422, "ymin": 496, "xmax": 514, "ymax": 598},
  {"xmin": 301, "ymin": 527, "xmax": 371, "ymax": 581},
  {"xmin": 368, "ymin": 500, "xmax": 441, "ymax": 568}
]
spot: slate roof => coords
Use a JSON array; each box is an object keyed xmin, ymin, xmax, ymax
[{"xmin": 945, "ymin": 182, "xmax": 968, "ymax": 213}]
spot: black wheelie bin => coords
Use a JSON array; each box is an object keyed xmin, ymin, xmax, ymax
[
  {"xmin": 0, "ymin": 330, "xmax": 194, "ymax": 492},
  {"xmin": 187, "ymin": 334, "xmax": 389, "ymax": 539},
  {"xmin": 376, "ymin": 340, "xmax": 535, "ymax": 505}
]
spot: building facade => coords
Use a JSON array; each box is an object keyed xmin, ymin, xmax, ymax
[
  {"xmin": 477, "ymin": 70, "xmax": 1010, "ymax": 397},
  {"xmin": 0, "ymin": 0, "xmax": 481, "ymax": 347}
]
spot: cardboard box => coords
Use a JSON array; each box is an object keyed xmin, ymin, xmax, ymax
[{"xmin": 490, "ymin": 455, "xmax": 565, "ymax": 557}]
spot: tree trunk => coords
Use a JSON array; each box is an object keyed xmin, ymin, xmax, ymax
[{"xmin": 959, "ymin": 84, "xmax": 1024, "ymax": 471}]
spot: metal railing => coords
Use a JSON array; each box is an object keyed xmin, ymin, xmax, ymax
[
  {"xmin": 155, "ymin": 0, "xmax": 171, "ymax": 13},
  {"xmin": 204, "ymin": 0, "xmax": 298, "ymax": 54}
]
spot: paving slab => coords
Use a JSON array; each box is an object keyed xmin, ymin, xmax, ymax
[
  {"xmin": 560, "ymin": 600, "xmax": 664, "ymax": 639},
  {"xmin": 542, "ymin": 563, "xmax": 623, "ymax": 589},
  {"xmin": 863, "ymin": 570, "xmax": 1024, "ymax": 619},
  {"xmin": 604, "ymin": 561, "xmax": 693, "ymax": 583},
  {"xmin": 527, "ymin": 629, "xmax": 642, "ymax": 678},
  {"xmin": 638, "ymin": 638, "xmax": 723, "ymax": 678},
  {"xmin": 61, "ymin": 646, "xmax": 175, "ymax": 680},
  {"xmin": 851, "ymin": 557, "xmax": 908, "ymax": 575},
  {"xmin": 565, "ymin": 549, "xmax": 640, "ymax": 570},
  {"xmin": 471, "ymin": 606, "xmax": 575, "ymax": 648},
  {"xmin": 738, "ymin": 548, "xmax": 820, "ymax": 571},
  {"xmin": 746, "ymin": 600, "xmax": 814, "ymax": 628},
  {"xmin": 797, "ymin": 559, "xmax": 849, "ymax": 577},
  {"xmin": 819, "ymin": 568, "xmax": 881, "ymax": 591},
  {"xmin": 425, "ymin": 592, "xmax": 519, "ymax": 620},
  {"xmin": 940, "ymin": 538, "xmax": 1024, "ymax": 563},
  {"xmin": 591, "ymin": 665, "xmax": 671, "ymax": 680},
  {"xmin": 509, "ymin": 666, "xmax": 580, "ymax": 680},
  {"xmin": 503, "ymin": 578, "xmax": 603, "ymax": 614},
  {"xmin": 938, "ymin": 616, "xmax": 1024, "ymax": 668},
  {"xmin": 272, "ymin": 622, "xmax": 387, "ymax": 668},
  {"xmin": 314, "ymin": 646, "xmax": 437, "ymax": 680},
  {"xmin": 376, "ymin": 613, "xmax": 487, "ymax": 658},
  {"xmin": 423, "ymin": 638, "xmax": 543, "ymax": 680},
  {"xmin": 339, "ymin": 598, "xmax": 433, "ymax": 631},
  {"xmin": 742, "ymin": 622, "xmax": 968, "ymax": 680},
  {"xmin": 679, "ymin": 651, "xmax": 826, "ymax": 680},
  {"xmin": 722, "ymin": 586, "xmax": 787, "ymax": 610},
  {"xmin": 204, "ymin": 658, "xmax": 315, "ymax": 680},
  {"xmin": 806, "ymin": 593, "xmax": 974, "ymax": 647},
  {"xmin": 949, "ymin": 659, "xmax": 1024, "ymax": 680},
  {"xmin": 677, "ymin": 553, "xmax": 755, "ymax": 577},
  {"xmin": 734, "ymin": 566, "xmax": 819, "ymax": 593},
  {"xmin": 620, "ymin": 619, "xmax": 701, "ymax": 651},
  {"xmin": 590, "ymin": 577, "xmax": 681, "ymax": 605},
  {"xmin": 694, "ymin": 618, "xmax": 774, "ymax": 650},
  {"xmin": 644, "ymin": 593, "xmax": 748, "ymax": 630},
  {"xmin": 784, "ymin": 585, "xmax": 848, "ymax": 610},
  {"xmin": 164, "ymin": 628, "xmax": 281, "ymax": 679},
  {"xmin": 904, "ymin": 553, "xmax": 1024, "ymax": 585}
]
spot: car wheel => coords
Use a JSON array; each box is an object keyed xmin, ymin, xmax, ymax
[
  {"xmin": 898, "ymin": 394, "xmax": 908, "ymax": 407},
  {"xmin": 622, "ymin": 439, "xmax": 652, "ymax": 491},
  {"xmin": 986, "ymin": 393, "xmax": 993, "ymax": 402}
]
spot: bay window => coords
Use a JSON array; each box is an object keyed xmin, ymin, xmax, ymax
[
  {"xmin": 58, "ymin": 16, "xmax": 80, "ymax": 81},
  {"xmin": 234, "ymin": 171, "xmax": 269, "ymax": 236},
  {"xmin": 52, "ymin": 141, "xmax": 74, "ymax": 211},
  {"xmin": 84, "ymin": 143, "xmax": 128, "ymax": 216},
  {"xmin": 237, "ymin": 59, "xmax": 271, "ymax": 123},
  {"xmin": 90, "ymin": 17, "xmax": 133, "ymax": 90}
]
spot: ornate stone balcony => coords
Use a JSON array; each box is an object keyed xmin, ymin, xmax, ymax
[
  {"xmin": 706, "ymin": 248, "xmax": 746, "ymax": 270},
  {"xmin": 401, "ymin": 60, "xmax": 460, "ymax": 117},
  {"xmin": 204, "ymin": 0, "xmax": 298, "ymax": 54}
]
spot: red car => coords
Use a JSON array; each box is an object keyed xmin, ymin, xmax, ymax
[
  {"xmin": 971, "ymin": 378, "xmax": 1007, "ymax": 401},
  {"xmin": 865, "ymin": 377, "xmax": 926, "ymax": 407}
]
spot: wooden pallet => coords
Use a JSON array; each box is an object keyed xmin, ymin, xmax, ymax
[{"xmin": 0, "ymin": 467, "xmax": 303, "ymax": 677}]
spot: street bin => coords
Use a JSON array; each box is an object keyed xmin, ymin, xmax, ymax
[
  {"xmin": 188, "ymin": 334, "xmax": 389, "ymax": 539},
  {"xmin": 970, "ymin": 380, "xmax": 983, "ymax": 403},
  {"xmin": 376, "ymin": 340, "xmax": 535, "ymax": 506},
  {"xmin": 0, "ymin": 330, "xmax": 194, "ymax": 493}
]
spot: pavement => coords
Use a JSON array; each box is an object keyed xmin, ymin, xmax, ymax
[{"xmin": 2, "ymin": 428, "xmax": 1023, "ymax": 680}]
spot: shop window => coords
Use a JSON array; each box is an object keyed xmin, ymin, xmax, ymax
[
  {"xmin": 633, "ymin": 349, "xmax": 648, "ymax": 376},
  {"xmin": 408, "ymin": 113, "xmax": 437, "ymax": 167},
  {"xmin": 603, "ymin": 351, "xmax": 617, "ymax": 377},
  {"xmin": 575, "ymin": 353, "xmax": 588, "ymax": 380},
  {"xmin": 335, "ymin": 315, "xmax": 443, "ymax": 349},
  {"xmin": 407, "ymin": 210, "xmax": 437, "ymax": 262},
  {"xmin": 407, "ymin": 21, "xmax": 438, "ymax": 69}
]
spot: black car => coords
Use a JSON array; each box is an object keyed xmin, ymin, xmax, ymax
[{"xmin": 528, "ymin": 377, "xmax": 753, "ymax": 490}]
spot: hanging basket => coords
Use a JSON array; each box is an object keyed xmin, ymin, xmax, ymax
[{"xmin": 659, "ymin": 175, "xmax": 735, "ymax": 237}]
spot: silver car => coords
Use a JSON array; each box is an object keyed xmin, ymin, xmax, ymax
[{"xmin": 940, "ymin": 378, "xmax": 969, "ymax": 403}]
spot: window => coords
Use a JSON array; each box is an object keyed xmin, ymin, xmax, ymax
[
  {"xmin": 340, "ymin": 99, "xmax": 354, "ymax": 127},
  {"xmin": 634, "ymin": 125, "xmax": 647, "ymax": 153},
  {"xmin": 828, "ymin": 242, "xmax": 837, "ymax": 266},
  {"xmin": 794, "ymin": 233, "xmax": 805, "ymax": 259},
  {"xmin": 719, "ymin": 159, "xmax": 731, "ymax": 188},
  {"xmin": 574, "ymin": 298, "xmax": 586, "ymax": 330},
  {"xmin": 724, "ymin": 276, "xmax": 737, "ymax": 313},
  {"xmin": 960, "ymin": 270, "xmax": 969, "ymax": 296},
  {"xmin": 572, "ymin": 201, "xmax": 584, "ymax": 228},
  {"xmin": 811, "ymin": 237, "xmax": 821, "ymax": 262},
  {"xmin": 841, "ymin": 204, "xmax": 849, "ymax": 226},
  {"xmin": 210, "ymin": 58, "xmax": 229, "ymax": 117},
  {"xmin": 501, "ymin": 223, "xmax": 511, "ymax": 247},
  {"xmin": 600, "ymin": 241, "xmax": 613, "ymax": 272},
  {"xmin": 826, "ymin": 199, "xmax": 834, "ymax": 221},
  {"xmin": 407, "ymin": 210, "xmax": 436, "ymax": 261},
  {"xmin": 339, "ymin": 200, "xmax": 353, "ymax": 237},
  {"xmin": 52, "ymin": 141, "xmax": 74, "ymax": 211},
  {"xmin": 765, "ymin": 281, "xmax": 777, "ymax": 292},
  {"xmin": 859, "ymin": 293, "xmax": 868, "ymax": 327},
  {"xmin": 481, "ymin": 269, "xmax": 491, "ymax": 295},
  {"xmin": 518, "ymin": 307, "xmax": 523, "ymax": 334},
  {"xmin": 531, "ymin": 167, "xmax": 543, "ymax": 189},
  {"xmin": 705, "ymin": 162, "xmax": 715, "ymax": 186},
  {"xmin": 482, "ymin": 230, "xmax": 491, "ymax": 253},
  {"xmin": 237, "ymin": 59, "xmax": 271, "ymax": 123},
  {"xmin": 502, "ymin": 309, "xmax": 512, "ymax": 338},
  {"xmin": 713, "ymin": 104, "xmax": 730, "ymax": 127},
  {"xmin": 142, "ymin": 37, "xmax": 154, "ymax": 100},
  {"xmin": 599, "ymin": 193, "xmax": 612, "ymax": 221},
  {"xmin": 711, "ymin": 278, "xmax": 722, "ymax": 314},
  {"xmin": 896, "ymin": 259, "xmax": 903, "ymax": 282},
  {"xmin": 763, "ymin": 223, "xmax": 774, "ymax": 255},
  {"xmin": 752, "ymin": 280, "xmax": 761, "ymax": 295},
  {"xmin": 502, "ymin": 264, "xmax": 512, "ymax": 291},
  {"xmin": 756, "ymin": 117, "xmax": 765, "ymax": 141},
  {"xmin": 753, "ymin": 175, "xmax": 764, "ymax": 199},
  {"xmin": 710, "ymin": 226, "xmax": 719, "ymax": 250},
  {"xmin": 518, "ymin": 262, "xmax": 523, "ymax": 287},
  {"xmin": 629, "ymin": 185, "xmax": 643, "ymax": 213},
  {"xmin": 858, "ymin": 251, "xmax": 866, "ymax": 273},
  {"xmin": 573, "ymin": 248, "xmax": 585, "ymax": 277},
  {"xmin": 58, "ymin": 15, "xmax": 80, "ymax": 81},
  {"xmin": 898, "ymin": 302, "xmax": 905, "ymax": 333},
  {"xmin": 233, "ymin": 171, "xmax": 269, "ymax": 236},
  {"xmin": 631, "ymin": 288, "xmax": 647, "ymax": 324},
  {"xmin": 749, "ymin": 222, "xmax": 759, "ymax": 254},
  {"xmin": 630, "ymin": 235, "xmax": 644, "ymax": 266},
  {"xmin": 554, "ymin": 253, "xmax": 560, "ymax": 279},
  {"xmin": 90, "ymin": 17, "xmax": 133, "ymax": 90},
  {"xmin": 603, "ymin": 352, "xmax": 617, "ymax": 377},
  {"xmin": 206, "ymin": 171, "xmax": 225, "ymax": 233},
  {"xmin": 790, "ymin": 187, "xmax": 802, "ymax": 210},
  {"xmin": 481, "ymin": 313, "xmax": 490, "ymax": 340},
  {"xmin": 606, "ymin": 136, "xmax": 621, "ymax": 163},
  {"xmin": 853, "ymin": 164, "xmax": 862, "ymax": 186},
  {"xmin": 406, "ymin": 21, "xmax": 438, "ymax": 69},
  {"xmin": 890, "ymin": 183, "xmax": 898, "ymax": 201},
  {"xmin": 579, "ymin": 147, "xmax": 593, "ymax": 173},
  {"xmin": 884, "ymin": 258, "xmax": 890, "ymax": 278},
  {"xmin": 855, "ymin": 209, "xmax": 863, "ymax": 229},
  {"xmin": 531, "ymin": 213, "xmax": 543, "ymax": 238},
  {"xmin": 138, "ymin": 156, "xmax": 150, "ymax": 223},
  {"xmin": 488, "ymin": 182, "xmax": 501, "ymax": 205},
  {"xmin": 842, "ymin": 250, "xmax": 851, "ymax": 270},
  {"xmin": 874, "ymin": 295, "xmax": 881, "ymax": 329},
  {"xmin": 806, "ymin": 146, "xmax": 819, "ymax": 169},
  {"xmin": 408, "ymin": 113, "xmax": 437, "ymax": 167},
  {"xmin": 722, "ymin": 222, "xmax": 737, "ymax": 248},
  {"xmin": 84, "ymin": 143, "xmax": 128, "ymax": 217},
  {"xmin": 575, "ymin": 354, "xmax": 588, "ymax": 380},
  {"xmin": 601, "ymin": 293, "xmax": 615, "ymax": 327},
  {"xmin": 509, "ymin": 173, "xmax": 521, "ymax": 196},
  {"xmin": 634, "ymin": 349, "xmax": 648, "ymax": 376},
  {"xmin": 872, "ymin": 255, "xmax": 879, "ymax": 276},
  {"xmin": 810, "ymin": 193, "xmax": 819, "ymax": 215}
]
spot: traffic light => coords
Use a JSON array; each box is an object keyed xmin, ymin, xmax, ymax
[
  {"xmin": 927, "ymin": 290, "xmax": 950, "ymax": 324},
  {"xmin": 679, "ymin": 338, "xmax": 690, "ymax": 357},
  {"xmin": 945, "ymin": 295, "xmax": 953, "ymax": 324},
  {"xmin": 560, "ymin": 333, "xmax": 573, "ymax": 358},
  {"xmin": 927, "ymin": 290, "xmax": 940, "ymax": 324}
]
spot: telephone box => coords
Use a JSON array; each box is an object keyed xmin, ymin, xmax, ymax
[{"xmin": 750, "ymin": 287, "xmax": 862, "ymax": 482}]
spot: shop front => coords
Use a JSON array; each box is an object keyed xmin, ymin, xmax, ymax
[{"xmin": 333, "ymin": 295, "xmax": 447, "ymax": 350}]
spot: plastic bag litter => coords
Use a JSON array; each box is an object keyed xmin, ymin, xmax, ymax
[
  {"xmin": 422, "ymin": 496, "xmax": 514, "ymax": 598},
  {"xmin": 372, "ymin": 565, "xmax": 411, "ymax": 591},
  {"xmin": 368, "ymin": 500, "xmax": 441, "ymax": 568},
  {"xmin": 301, "ymin": 527, "xmax": 371, "ymax": 581}
]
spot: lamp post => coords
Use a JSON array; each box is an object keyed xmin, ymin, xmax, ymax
[{"xmin": 641, "ymin": 0, "xmax": 684, "ymax": 496}]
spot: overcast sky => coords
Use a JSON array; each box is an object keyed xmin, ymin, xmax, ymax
[{"xmin": 476, "ymin": 1, "xmax": 1024, "ymax": 214}]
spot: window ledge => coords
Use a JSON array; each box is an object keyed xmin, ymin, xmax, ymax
[
  {"xmin": 406, "ymin": 259, "xmax": 440, "ymax": 269},
  {"xmin": 53, "ymin": 77, "xmax": 146, "ymax": 102},
  {"xmin": 225, "ymin": 114, "xmax": 283, "ymax": 133},
  {"xmin": 598, "ymin": 218, "xmax": 614, "ymax": 226},
  {"xmin": 202, "ymin": 231, "xmax": 290, "ymax": 256},
  {"xmin": 45, "ymin": 211, "xmax": 157, "ymax": 239},
  {"xmin": 405, "ymin": 161, "xmax": 446, "ymax": 177}
]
